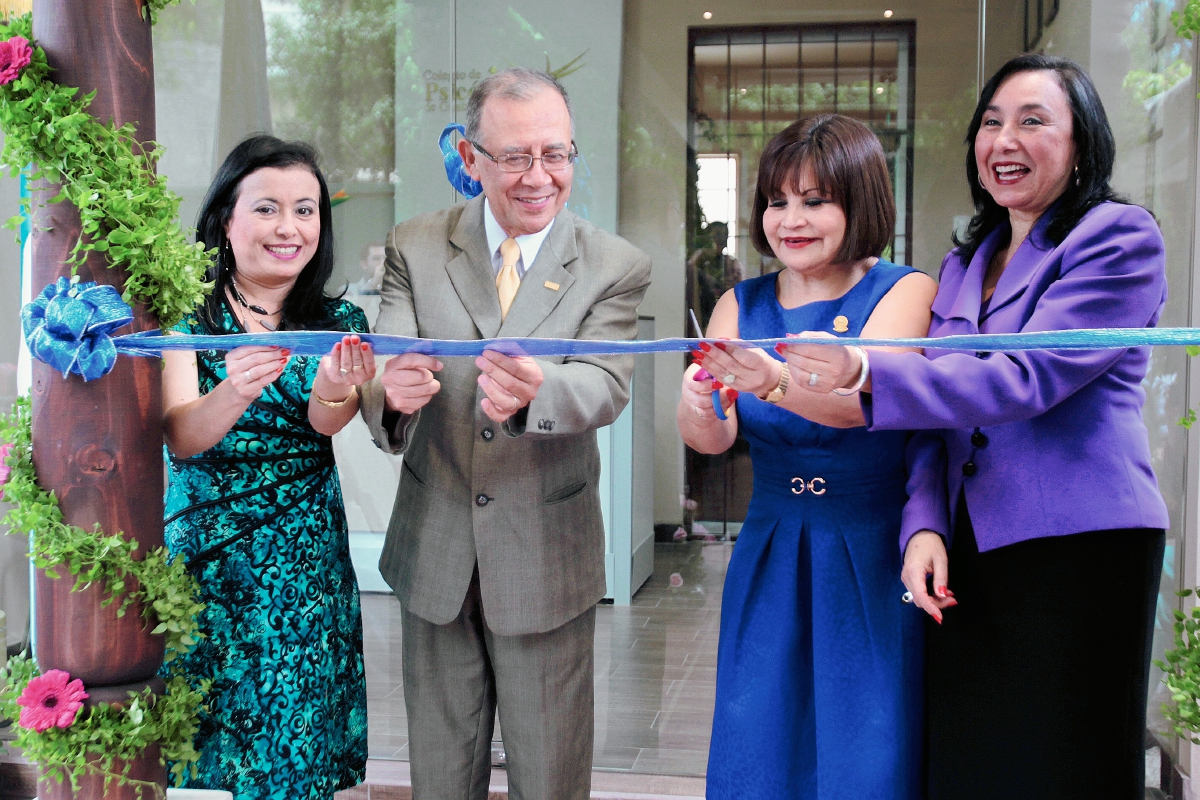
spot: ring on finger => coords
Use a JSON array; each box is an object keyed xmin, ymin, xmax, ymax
[
  {"xmin": 722, "ymin": 373, "xmax": 736, "ymax": 386},
  {"xmin": 808, "ymin": 372, "xmax": 820, "ymax": 387},
  {"xmin": 901, "ymin": 591, "xmax": 914, "ymax": 604},
  {"xmin": 339, "ymin": 367, "xmax": 350, "ymax": 375},
  {"xmin": 693, "ymin": 405, "xmax": 704, "ymax": 418}
]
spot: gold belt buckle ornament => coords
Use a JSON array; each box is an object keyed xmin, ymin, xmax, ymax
[{"xmin": 790, "ymin": 477, "xmax": 827, "ymax": 495}]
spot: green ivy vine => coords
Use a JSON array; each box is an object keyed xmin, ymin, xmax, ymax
[
  {"xmin": 1, "ymin": 397, "xmax": 208, "ymax": 792},
  {"xmin": 1174, "ymin": 0, "xmax": 1200, "ymax": 40},
  {"xmin": 0, "ymin": 3, "xmax": 212, "ymax": 792},
  {"xmin": 0, "ymin": 653, "xmax": 208, "ymax": 793},
  {"xmin": 1156, "ymin": 587, "xmax": 1200, "ymax": 742},
  {"xmin": 0, "ymin": 11, "xmax": 212, "ymax": 329},
  {"xmin": 1, "ymin": 397, "xmax": 204, "ymax": 664}
]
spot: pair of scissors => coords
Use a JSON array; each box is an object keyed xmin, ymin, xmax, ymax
[{"xmin": 689, "ymin": 309, "xmax": 728, "ymax": 421}]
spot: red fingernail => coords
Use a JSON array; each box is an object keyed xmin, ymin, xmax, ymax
[
  {"xmin": 775, "ymin": 343, "xmax": 785, "ymax": 353},
  {"xmin": 281, "ymin": 349, "xmax": 291, "ymax": 356},
  {"xmin": 945, "ymin": 598, "xmax": 959, "ymax": 608},
  {"xmin": 714, "ymin": 342, "xmax": 728, "ymax": 352},
  {"xmin": 698, "ymin": 342, "xmax": 712, "ymax": 352},
  {"xmin": 727, "ymin": 389, "xmax": 740, "ymax": 400},
  {"xmin": 943, "ymin": 588, "xmax": 955, "ymax": 598},
  {"xmin": 711, "ymin": 381, "xmax": 723, "ymax": 390},
  {"xmin": 933, "ymin": 612, "xmax": 943, "ymax": 625},
  {"xmin": 935, "ymin": 586, "xmax": 947, "ymax": 598},
  {"xmin": 361, "ymin": 344, "xmax": 370, "ymax": 352}
]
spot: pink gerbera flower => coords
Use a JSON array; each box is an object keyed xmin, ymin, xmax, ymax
[
  {"xmin": 0, "ymin": 442, "xmax": 11, "ymax": 486},
  {"xmin": 16, "ymin": 669, "xmax": 89, "ymax": 732},
  {"xmin": 0, "ymin": 36, "xmax": 32, "ymax": 86}
]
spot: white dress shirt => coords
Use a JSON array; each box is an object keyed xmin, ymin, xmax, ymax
[{"xmin": 483, "ymin": 198, "xmax": 555, "ymax": 280}]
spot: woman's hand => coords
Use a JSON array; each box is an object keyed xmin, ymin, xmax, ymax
[
  {"xmin": 777, "ymin": 332, "xmax": 864, "ymax": 394},
  {"xmin": 691, "ymin": 339, "xmax": 781, "ymax": 399},
  {"xmin": 309, "ymin": 335, "xmax": 376, "ymax": 436},
  {"xmin": 677, "ymin": 362, "xmax": 738, "ymax": 454},
  {"xmin": 315, "ymin": 334, "xmax": 377, "ymax": 398},
  {"xmin": 224, "ymin": 345, "xmax": 288, "ymax": 401},
  {"xmin": 680, "ymin": 362, "xmax": 738, "ymax": 423},
  {"xmin": 901, "ymin": 531, "xmax": 958, "ymax": 623}
]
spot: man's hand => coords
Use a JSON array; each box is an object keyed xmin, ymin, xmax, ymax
[
  {"xmin": 381, "ymin": 353, "xmax": 443, "ymax": 414},
  {"xmin": 476, "ymin": 349, "xmax": 543, "ymax": 423}
]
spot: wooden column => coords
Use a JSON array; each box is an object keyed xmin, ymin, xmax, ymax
[{"xmin": 27, "ymin": 1, "xmax": 167, "ymax": 797}]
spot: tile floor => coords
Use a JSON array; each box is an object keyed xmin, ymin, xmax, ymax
[{"xmin": 361, "ymin": 541, "xmax": 731, "ymax": 778}]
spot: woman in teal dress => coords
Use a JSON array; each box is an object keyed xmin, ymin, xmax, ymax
[
  {"xmin": 162, "ymin": 136, "xmax": 372, "ymax": 799},
  {"xmin": 680, "ymin": 115, "xmax": 937, "ymax": 799}
]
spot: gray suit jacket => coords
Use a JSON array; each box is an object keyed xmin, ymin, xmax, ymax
[{"xmin": 361, "ymin": 196, "xmax": 652, "ymax": 636}]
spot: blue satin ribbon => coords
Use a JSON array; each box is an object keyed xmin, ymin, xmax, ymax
[
  {"xmin": 713, "ymin": 391, "xmax": 728, "ymax": 420},
  {"xmin": 439, "ymin": 123, "xmax": 483, "ymax": 199},
  {"xmin": 29, "ymin": 320, "xmax": 1200, "ymax": 385},
  {"xmin": 22, "ymin": 278, "xmax": 133, "ymax": 381},
  {"xmin": 108, "ymin": 326, "xmax": 1200, "ymax": 359}
]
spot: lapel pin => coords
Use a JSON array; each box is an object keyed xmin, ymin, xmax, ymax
[
  {"xmin": 544, "ymin": 281, "xmax": 560, "ymax": 291},
  {"xmin": 833, "ymin": 315, "xmax": 849, "ymax": 333}
]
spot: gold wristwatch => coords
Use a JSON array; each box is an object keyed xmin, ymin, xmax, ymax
[{"xmin": 764, "ymin": 363, "xmax": 790, "ymax": 404}]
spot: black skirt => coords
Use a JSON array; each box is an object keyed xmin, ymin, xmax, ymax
[{"xmin": 926, "ymin": 496, "xmax": 1165, "ymax": 800}]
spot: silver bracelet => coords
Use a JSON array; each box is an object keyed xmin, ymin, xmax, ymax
[{"xmin": 831, "ymin": 346, "xmax": 869, "ymax": 396}]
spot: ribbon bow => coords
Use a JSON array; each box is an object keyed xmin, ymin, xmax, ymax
[
  {"xmin": 440, "ymin": 123, "xmax": 483, "ymax": 199},
  {"xmin": 21, "ymin": 277, "xmax": 134, "ymax": 381}
]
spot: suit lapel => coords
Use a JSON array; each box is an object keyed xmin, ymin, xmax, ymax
[
  {"xmin": 934, "ymin": 227, "xmax": 1003, "ymax": 327},
  {"xmin": 497, "ymin": 212, "xmax": 578, "ymax": 339},
  {"xmin": 446, "ymin": 197, "xmax": 503, "ymax": 339},
  {"xmin": 982, "ymin": 213, "xmax": 1056, "ymax": 319}
]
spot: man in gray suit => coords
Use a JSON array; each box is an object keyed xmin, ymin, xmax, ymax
[{"xmin": 359, "ymin": 68, "xmax": 652, "ymax": 800}]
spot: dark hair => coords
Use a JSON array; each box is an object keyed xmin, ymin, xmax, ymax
[
  {"xmin": 956, "ymin": 54, "xmax": 1123, "ymax": 261},
  {"xmin": 750, "ymin": 114, "xmax": 895, "ymax": 264},
  {"xmin": 195, "ymin": 135, "xmax": 338, "ymax": 331}
]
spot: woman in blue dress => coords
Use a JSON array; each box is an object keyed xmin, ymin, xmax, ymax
[
  {"xmin": 162, "ymin": 136, "xmax": 372, "ymax": 799},
  {"xmin": 680, "ymin": 115, "xmax": 937, "ymax": 799}
]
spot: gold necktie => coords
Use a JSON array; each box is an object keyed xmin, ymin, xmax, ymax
[{"xmin": 497, "ymin": 237, "xmax": 521, "ymax": 321}]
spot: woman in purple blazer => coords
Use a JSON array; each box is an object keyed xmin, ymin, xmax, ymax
[{"xmin": 783, "ymin": 54, "xmax": 1168, "ymax": 799}]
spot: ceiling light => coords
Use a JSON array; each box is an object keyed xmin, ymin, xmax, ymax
[
  {"xmin": 884, "ymin": 9, "xmax": 894, "ymax": 17},
  {"xmin": 703, "ymin": 11, "xmax": 713, "ymax": 19}
]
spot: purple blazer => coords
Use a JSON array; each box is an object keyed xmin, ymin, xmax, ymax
[{"xmin": 864, "ymin": 201, "xmax": 1170, "ymax": 553}]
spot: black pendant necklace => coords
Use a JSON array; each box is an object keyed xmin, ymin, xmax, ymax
[{"xmin": 230, "ymin": 277, "xmax": 280, "ymax": 332}]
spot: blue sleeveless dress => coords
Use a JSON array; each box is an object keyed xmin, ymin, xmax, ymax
[{"xmin": 706, "ymin": 261, "xmax": 923, "ymax": 800}]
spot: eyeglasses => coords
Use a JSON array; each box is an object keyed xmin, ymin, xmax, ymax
[{"xmin": 471, "ymin": 141, "xmax": 578, "ymax": 173}]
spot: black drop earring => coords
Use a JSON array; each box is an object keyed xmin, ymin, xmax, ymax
[{"xmin": 1074, "ymin": 165, "xmax": 1081, "ymax": 187}]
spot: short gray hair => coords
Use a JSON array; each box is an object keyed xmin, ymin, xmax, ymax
[{"xmin": 463, "ymin": 68, "xmax": 575, "ymax": 143}]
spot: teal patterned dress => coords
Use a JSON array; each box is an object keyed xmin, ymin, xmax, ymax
[{"xmin": 164, "ymin": 296, "xmax": 369, "ymax": 800}]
